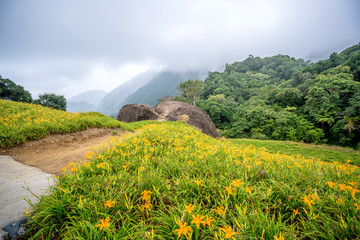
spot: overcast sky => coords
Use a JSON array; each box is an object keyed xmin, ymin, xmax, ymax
[{"xmin": 0, "ymin": 0, "xmax": 359, "ymax": 99}]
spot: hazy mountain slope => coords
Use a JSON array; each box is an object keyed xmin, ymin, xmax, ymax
[
  {"xmin": 68, "ymin": 90, "xmax": 107, "ymax": 106},
  {"xmin": 96, "ymin": 71, "xmax": 157, "ymax": 116},
  {"xmin": 67, "ymin": 101, "xmax": 96, "ymax": 113},
  {"xmin": 121, "ymin": 70, "xmax": 205, "ymax": 108}
]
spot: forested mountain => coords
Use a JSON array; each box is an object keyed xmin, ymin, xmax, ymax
[
  {"xmin": 301, "ymin": 44, "xmax": 360, "ymax": 81},
  {"xmin": 121, "ymin": 70, "xmax": 205, "ymax": 108},
  {"xmin": 96, "ymin": 71, "xmax": 157, "ymax": 116},
  {"xmin": 191, "ymin": 44, "xmax": 360, "ymax": 148}
]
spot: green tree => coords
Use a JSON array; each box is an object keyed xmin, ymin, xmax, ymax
[
  {"xmin": 0, "ymin": 76, "xmax": 33, "ymax": 103},
  {"xmin": 305, "ymin": 67, "xmax": 358, "ymax": 122},
  {"xmin": 343, "ymin": 89, "xmax": 360, "ymax": 147},
  {"xmin": 34, "ymin": 93, "xmax": 67, "ymax": 111},
  {"xmin": 176, "ymin": 79, "xmax": 205, "ymax": 106},
  {"xmin": 304, "ymin": 66, "xmax": 360, "ymax": 145},
  {"xmin": 195, "ymin": 43, "xmax": 360, "ymax": 147},
  {"xmin": 344, "ymin": 51, "xmax": 360, "ymax": 82},
  {"xmin": 272, "ymin": 88, "xmax": 303, "ymax": 107},
  {"xmin": 199, "ymin": 94, "xmax": 237, "ymax": 128}
]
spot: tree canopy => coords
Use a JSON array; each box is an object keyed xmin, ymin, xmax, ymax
[
  {"xmin": 34, "ymin": 93, "xmax": 67, "ymax": 111},
  {"xmin": 0, "ymin": 76, "xmax": 33, "ymax": 103},
  {"xmin": 176, "ymin": 79, "xmax": 205, "ymax": 106},
  {"xmin": 176, "ymin": 43, "xmax": 360, "ymax": 148}
]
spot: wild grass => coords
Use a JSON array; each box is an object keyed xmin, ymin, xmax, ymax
[
  {"xmin": 2, "ymin": 99, "xmax": 359, "ymax": 239},
  {"xmin": 25, "ymin": 123, "xmax": 360, "ymax": 239},
  {"xmin": 229, "ymin": 138, "xmax": 360, "ymax": 166},
  {"xmin": 0, "ymin": 99, "xmax": 131, "ymax": 148}
]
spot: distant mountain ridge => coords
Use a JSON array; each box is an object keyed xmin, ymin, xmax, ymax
[
  {"xmin": 121, "ymin": 70, "xmax": 206, "ymax": 108},
  {"xmin": 67, "ymin": 101, "xmax": 96, "ymax": 113},
  {"xmin": 67, "ymin": 90, "xmax": 107, "ymax": 112},
  {"xmin": 97, "ymin": 70, "xmax": 206, "ymax": 117},
  {"xmin": 96, "ymin": 71, "xmax": 157, "ymax": 116},
  {"xmin": 68, "ymin": 90, "xmax": 107, "ymax": 106},
  {"xmin": 66, "ymin": 70, "xmax": 206, "ymax": 116}
]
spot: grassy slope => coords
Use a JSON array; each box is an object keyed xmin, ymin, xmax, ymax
[
  {"xmin": 0, "ymin": 99, "xmax": 157, "ymax": 148},
  {"xmin": 229, "ymin": 139, "xmax": 360, "ymax": 166},
  {"xmin": 2, "ymin": 100, "xmax": 360, "ymax": 239},
  {"xmin": 2, "ymin": 99, "xmax": 358, "ymax": 165},
  {"xmin": 27, "ymin": 123, "xmax": 360, "ymax": 239}
]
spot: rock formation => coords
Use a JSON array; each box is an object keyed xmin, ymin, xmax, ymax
[
  {"xmin": 117, "ymin": 104, "xmax": 158, "ymax": 122},
  {"xmin": 117, "ymin": 101, "xmax": 220, "ymax": 138}
]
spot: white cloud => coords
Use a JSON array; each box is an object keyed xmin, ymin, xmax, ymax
[
  {"xmin": 0, "ymin": 0, "xmax": 359, "ymax": 97},
  {"xmin": 61, "ymin": 61, "xmax": 163, "ymax": 98}
]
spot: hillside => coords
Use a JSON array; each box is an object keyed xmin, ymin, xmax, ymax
[
  {"xmin": 121, "ymin": 70, "xmax": 205, "ymax": 107},
  {"xmin": 96, "ymin": 71, "xmax": 157, "ymax": 116},
  {"xmin": 2, "ymin": 98, "xmax": 360, "ymax": 239},
  {"xmin": 195, "ymin": 44, "xmax": 360, "ymax": 148},
  {"xmin": 25, "ymin": 123, "xmax": 360, "ymax": 239},
  {"xmin": 0, "ymin": 99, "xmax": 128, "ymax": 148}
]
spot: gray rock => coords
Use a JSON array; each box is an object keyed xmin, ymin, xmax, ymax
[
  {"xmin": 155, "ymin": 101, "xmax": 220, "ymax": 138},
  {"xmin": 2, "ymin": 218, "xmax": 27, "ymax": 239},
  {"xmin": 117, "ymin": 104, "xmax": 159, "ymax": 122},
  {"xmin": 0, "ymin": 229, "xmax": 9, "ymax": 240}
]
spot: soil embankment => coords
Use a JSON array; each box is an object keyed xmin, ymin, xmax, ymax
[{"xmin": 1, "ymin": 128, "xmax": 128, "ymax": 175}]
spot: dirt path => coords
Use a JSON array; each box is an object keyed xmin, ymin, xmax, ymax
[{"xmin": 1, "ymin": 128, "xmax": 129, "ymax": 175}]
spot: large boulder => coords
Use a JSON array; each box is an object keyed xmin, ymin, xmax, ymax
[
  {"xmin": 117, "ymin": 104, "xmax": 159, "ymax": 122},
  {"xmin": 155, "ymin": 101, "xmax": 220, "ymax": 138},
  {"xmin": 117, "ymin": 101, "xmax": 220, "ymax": 138}
]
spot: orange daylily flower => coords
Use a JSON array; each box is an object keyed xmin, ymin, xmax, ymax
[
  {"xmin": 174, "ymin": 221, "xmax": 192, "ymax": 238},
  {"xmin": 184, "ymin": 204, "xmax": 195, "ymax": 214},
  {"xmin": 104, "ymin": 200, "xmax": 115, "ymax": 209},
  {"xmin": 339, "ymin": 184, "xmax": 348, "ymax": 191},
  {"xmin": 219, "ymin": 226, "xmax": 236, "ymax": 239},
  {"xmin": 327, "ymin": 181, "xmax": 336, "ymax": 189},
  {"xmin": 194, "ymin": 180, "xmax": 202, "ymax": 186},
  {"xmin": 225, "ymin": 186, "xmax": 235, "ymax": 195},
  {"xmin": 245, "ymin": 186, "xmax": 252, "ymax": 194},
  {"xmin": 231, "ymin": 179, "xmax": 244, "ymax": 188},
  {"xmin": 292, "ymin": 209, "xmax": 300, "ymax": 216},
  {"xmin": 191, "ymin": 214, "xmax": 205, "ymax": 229},
  {"xmin": 354, "ymin": 203, "xmax": 360, "ymax": 211},
  {"xmin": 95, "ymin": 217, "xmax": 111, "ymax": 230},
  {"xmin": 213, "ymin": 206, "xmax": 226, "ymax": 215},
  {"xmin": 203, "ymin": 215, "xmax": 215, "ymax": 227},
  {"xmin": 140, "ymin": 190, "xmax": 152, "ymax": 201},
  {"xmin": 273, "ymin": 232, "xmax": 285, "ymax": 240}
]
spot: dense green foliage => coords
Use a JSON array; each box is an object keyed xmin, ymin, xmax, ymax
[
  {"xmin": 0, "ymin": 76, "xmax": 33, "ymax": 103},
  {"xmin": 34, "ymin": 93, "xmax": 67, "ymax": 111},
  {"xmin": 180, "ymin": 44, "xmax": 360, "ymax": 148}
]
